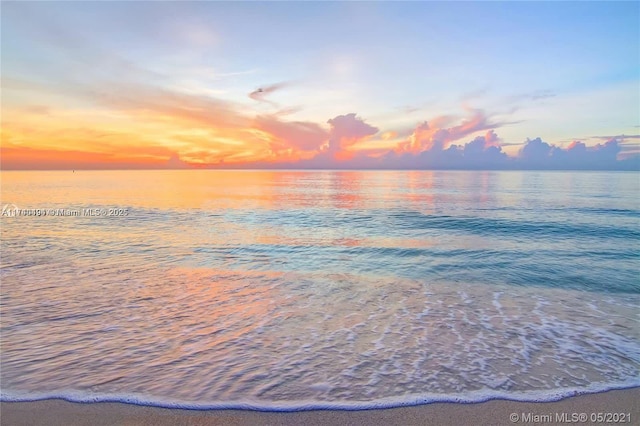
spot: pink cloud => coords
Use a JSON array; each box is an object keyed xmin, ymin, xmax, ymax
[
  {"xmin": 252, "ymin": 115, "xmax": 330, "ymax": 153},
  {"xmin": 395, "ymin": 110, "xmax": 498, "ymax": 154},
  {"xmin": 567, "ymin": 140, "xmax": 587, "ymax": 151},
  {"xmin": 325, "ymin": 113, "xmax": 379, "ymax": 160}
]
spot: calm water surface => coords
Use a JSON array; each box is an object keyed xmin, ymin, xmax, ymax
[{"xmin": 1, "ymin": 170, "xmax": 639, "ymax": 409}]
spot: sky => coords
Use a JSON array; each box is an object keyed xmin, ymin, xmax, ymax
[{"xmin": 1, "ymin": 1, "xmax": 639, "ymax": 170}]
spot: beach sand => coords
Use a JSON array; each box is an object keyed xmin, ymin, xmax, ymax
[{"xmin": 1, "ymin": 388, "xmax": 638, "ymax": 426}]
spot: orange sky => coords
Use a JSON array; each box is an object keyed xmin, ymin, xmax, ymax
[{"xmin": 1, "ymin": 2, "xmax": 638, "ymax": 170}]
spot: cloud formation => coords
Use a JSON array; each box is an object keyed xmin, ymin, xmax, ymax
[
  {"xmin": 381, "ymin": 130, "xmax": 509, "ymax": 170},
  {"xmin": 325, "ymin": 113, "xmax": 379, "ymax": 161},
  {"xmin": 4, "ymin": 96, "xmax": 638, "ymax": 170},
  {"xmin": 395, "ymin": 109, "xmax": 501, "ymax": 154},
  {"xmin": 3, "ymin": 2, "xmax": 637, "ymax": 171},
  {"xmin": 375, "ymin": 135, "xmax": 637, "ymax": 170},
  {"xmin": 516, "ymin": 137, "xmax": 631, "ymax": 170}
]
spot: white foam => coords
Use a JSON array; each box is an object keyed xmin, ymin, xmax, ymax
[
  {"xmin": 3, "ymin": 277, "xmax": 639, "ymax": 414},
  {"xmin": 2, "ymin": 380, "xmax": 639, "ymax": 412},
  {"xmin": 492, "ymin": 291, "xmax": 503, "ymax": 311}
]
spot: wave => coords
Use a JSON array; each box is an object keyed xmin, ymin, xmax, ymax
[{"xmin": 2, "ymin": 380, "xmax": 639, "ymax": 411}]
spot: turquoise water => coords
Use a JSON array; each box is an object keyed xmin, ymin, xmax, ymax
[{"xmin": 1, "ymin": 170, "xmax": 639, "ymax": 409}]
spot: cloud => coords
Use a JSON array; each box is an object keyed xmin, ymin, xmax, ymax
[
  {"xmin": 395, "ymin": 109, "xmax": 501, "ymax": 154},
  {"xmin": 23, "ymin": 105, "xmax": 51, "ymax": 115},
  {"xmin": 279, "ymin": 114, "xmax": 378, "ymax": 167},
  {"xmin": 325, "ymin": 113, "xmax": 379, "ymax": 160},
  {"xmin": 370, "ymin": 133, "xmax": 637, "ymax": 171},
  {"xmin": 88, "ymin": 82, "xmax": 249, "ymax": 130},
  {"xmin": 507, "ymin": 89, "xmax": 556, "ymax": 104},
  {"xmin": 273, "ymin": 106, "xmax": 303, "ymax": 117},
  {"xmin": 252, "ymin": 114, "xmax": 329, "ymax": 153},
  {"xmin": 516, "ymin": 137, "xmax": 632, "ymax": 170},
  {"xmin": 288, "ymin": 114, "xmax": 638, "ymax": 170},
  {"xmin": 518, "ymin": 137, "xmax": 555, "ymax": 164},
  {"xmin": 166, "ymin": 153, "xmax": 189, "ymax": 168},
  {"xmin": 248, "ymin": 82, "xmax": 289, "ymax": 107},
  {"xmin": 529, "ymin": 90, "xmax": 556, "ymax": 101},
  {"xmin": 380, "ymin": 131, "xmax": 510, "ymax": 169},
  {"xmin": 591, "ymin": 134, "xmax": 640, "ymax": 140},
  {"xmin": 0, "ymin": 145, "xmax": 187, "ymax": 170},
  {"xmin": 381, "ymin": 131, "xmax": 398, "ymax": 140},
  {"xmin": 400, "ymin": 106, "xmax": 421, "ymax": 114},
  {"xmin": 4, "ymin": 2, "xmax": 163, "ymax": 87},
  {"xmin": 501, "ymin": 89, "xmax": 557, "ymax": 115}
]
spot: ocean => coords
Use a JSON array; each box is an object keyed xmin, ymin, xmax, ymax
[{"xmin": 1, "ymin": 170, "xmax": 638, "ymax": 410}]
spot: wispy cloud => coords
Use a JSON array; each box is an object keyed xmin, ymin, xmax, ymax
[
  {"xmin": 252, "ymin": 114, "xmax": 329, "ymax": 154},
  {"xmin": 507, "ymin": 89, "xmax": 556, "ymax": 103},
  {"xmin": 591, "ymin": 134, "xmax": 640, "ymax": 140},
  {"xmin": 248, "ymin": 82, "xmax": 289, "ymax": 107}
]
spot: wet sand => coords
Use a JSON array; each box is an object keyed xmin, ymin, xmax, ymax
[{"xmin": 1, "ymin": 388, "xmax": 638, "ymax": 426}]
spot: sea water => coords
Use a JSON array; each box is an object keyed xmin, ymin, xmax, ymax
[{"xmin": 1, "ymin": 170, "xmax": 638, "ymax": 410}]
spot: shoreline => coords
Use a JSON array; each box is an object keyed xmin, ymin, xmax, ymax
[{"xmin": 2, "ymin": 388, "xmax": 638, "ymax": 426}]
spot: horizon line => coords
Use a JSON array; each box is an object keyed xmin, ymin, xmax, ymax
[{"xmin": 2, "ymin": 168, "xmax": 639, "ymax": 172}]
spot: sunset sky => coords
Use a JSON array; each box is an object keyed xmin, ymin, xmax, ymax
[{"xmin": 2, "ymin": 1, "xmax": 639, "ymax": 169}]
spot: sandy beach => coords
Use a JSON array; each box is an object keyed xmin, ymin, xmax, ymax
[{"xmin": 1, "ymin": 388, "xmax": 638, "ymax": 426}]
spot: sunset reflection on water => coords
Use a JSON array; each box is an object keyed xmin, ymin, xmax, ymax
[{"xmin": 1, "ymin": 170, "xmax": 639, "ymax": 407}]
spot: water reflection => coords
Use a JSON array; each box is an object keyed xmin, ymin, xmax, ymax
[
  {"xmin": 328, "ymin": 171, "xmax": 364, "ymax": 209},
  {"xmin": 1, "ymin": 170, "xmax": 639, "ymax": 407}
]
